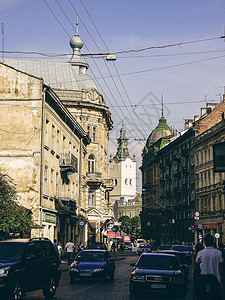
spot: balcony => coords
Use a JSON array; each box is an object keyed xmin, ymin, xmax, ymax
[
  {"xmin": 86, "ymin": 172, "xmax": 103, "ymax": 187},
  {"xmin": 56, "ymin": 196, "xmax": 77, "ymax": 213},
  {"xmin": 104, "ymin": 179, "xmax": 114, "ymax": 191},
  {"xmin": 60, "ymin": 153, "xmax": 78, "ymax": 173}
]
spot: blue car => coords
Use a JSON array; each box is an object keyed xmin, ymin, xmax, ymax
[
  {"xmin": 129, "ymin": 253, "xmax": 187, "ymax": 297},
  {"xmin": 69, "ymin": 250, "xmax": 115, "ymax": 282}
]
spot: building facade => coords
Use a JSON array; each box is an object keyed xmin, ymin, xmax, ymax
[
  {"xmin": 1, "ymin": 23, "xmax": 114, "ymax": 245},
  {"xmin": 0, "ymin": 62, "xmax": 90, "ymax": 245}
]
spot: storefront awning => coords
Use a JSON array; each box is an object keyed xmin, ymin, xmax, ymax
[{"xmin": 107, "ymin": 231, "xmax": 122, "ymax": 238}]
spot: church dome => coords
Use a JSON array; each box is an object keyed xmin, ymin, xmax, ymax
[{"xmin": 146, "ymin": 105, "xmax": 173, "ymax": 148}]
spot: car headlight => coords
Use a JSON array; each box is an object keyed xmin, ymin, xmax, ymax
[
  {"xmin": 132, "ymin": 274, "xmax": 145, "ymax": 281},
  {"xmin": 0, "ymin": 267, "xmax": 9, "ymax": 277},
  {"xmin": 173, "ymin": 274, "xmax": 185, "ymax": 282},
  {"xmin": 93, "ymin": 268, "xmax": 104, "ymax": 272},
  {"xmin": 70, "ymin": 267, "xmax": 79, "ymax": 272}
]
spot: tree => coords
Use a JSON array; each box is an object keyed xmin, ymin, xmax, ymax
[
  {"xmin": 0, "ymin": 173, "xmax": 33, "ymax": 237},
  {"xmin": 119, "ymin": 215, "xmax": 141, "ymax": 236}
]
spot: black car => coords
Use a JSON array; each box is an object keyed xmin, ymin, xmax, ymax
[
  {"xmin": 0, "ymin": 238, "xmax": 61, "ymax": 300},
  {"xmin": 124, "ymin": 242, "xmax": 133, "ymax": 251},
  {"xmin": 171, "ymin": 245, "xmax": 193, "ymax": 263},
  {"xmin": 138, "ymin": 244, "xmax": 152, "ymax": 255},
  {"xmin": 86, "ymin": 243, "xmax": 107, "ymax": 250},
  {"xmin": 158, "ymin": 250, "xmax": 189, "ymax": 283},
  {"xmin": 129, "ymin": 253, "xmax": 187, "ymax": 297},
  {"xmin": 70, "ymin": 249, "xmax": 115, "ymax": 282},
  {"xmin": 157, "ymin": 244, "xmax": 171, "ymax": 252}
]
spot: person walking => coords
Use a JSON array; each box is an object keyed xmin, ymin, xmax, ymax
[
  {"xmin": 195, "ymin": 234, "xmax": 223, "ymax": 299},
  {"xmin": 65, "ymin": 239, "xmax": 75, "ymax": 265},
  {"xmin": 53, "ymin": 239, "xmax": 58, "ymax": 252}
]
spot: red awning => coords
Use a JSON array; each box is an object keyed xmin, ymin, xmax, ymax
[{"xmin": 107, "ymin": 231, "xmax": 122, "ymax": 238}]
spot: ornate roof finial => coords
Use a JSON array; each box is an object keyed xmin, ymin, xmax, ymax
[
  {"xmin": 76, "ymin": 13, "xmax": 79, "ymax": 35},
  {"xmin": 161, "ymin": 94, "xmax": 164, "ymax": 117}
]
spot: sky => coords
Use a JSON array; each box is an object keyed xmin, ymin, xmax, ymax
[{"xmin": 1, "ymin": 0, "xmax": 225, "ymax": 192}]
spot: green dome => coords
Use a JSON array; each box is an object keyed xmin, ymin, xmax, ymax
[{"xmin": 146, "ymin": 115, "xmax": 173, "ymax": 148}]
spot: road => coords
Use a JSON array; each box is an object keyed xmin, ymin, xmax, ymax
[{"xmin": 24, "ymin": 252, "xmax": 194, "ymax": 300}]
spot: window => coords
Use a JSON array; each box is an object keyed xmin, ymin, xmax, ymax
[
  {"xmin": 62, "ymin": 136, "xmax": 66, "ymax": 154},
  {"xmin": 196, "ymin": 154, "xmax": 199, "ymax": 166},
  {"xmin": 87, "ymin": 125, "xmax": 91, "ymax": 138},
  {"xmin": 130, "ymin": 179, "xmax": 132, "ymax": 186},
  {"xmin": 56, "ymin": 172, "xmax": 59, "ymax": 198},
  {"xmin": 44, "ymin": 166, "xmax": 48, "ymax": 195},
  {"xmin": 56, "ymin": 130, "xmax": 60, "ymax": 154},
  {"xmin": 125, "ymin": 179, "xmax": 128, "ymax": 185},
  {"xmin": 114, "ymin": 179, "xmax": 117, "ymax": 186},
  {"xmin": 88, "ymin": 154, "xmax": 95, "ymax": 172},
  {"xmin": 93, "ymin": 126, "xmax": 97, "ymax": 142},
  {"xmin": 51, "ymin": 125, "xmax": 55, "ymax": 150},
  {"xmin": 50, "ymin": 169, "xmax": 54, "ymax": 196},
  {"xmin": 88, "ymin": 190, "xmax": 95, "ymax": 207}
]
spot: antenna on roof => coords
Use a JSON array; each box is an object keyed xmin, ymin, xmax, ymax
[
  {"xmin": 1, "ymin": 23, "xmax": 4, "ymax": 63},
  {"xmin": 76, "ymin": 13, "xmax": 79, "ymax": 35}
]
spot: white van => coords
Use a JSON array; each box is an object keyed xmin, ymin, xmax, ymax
[{"xmin": 135, "ymin": 239, "xmax": 146, "ymax": 248}]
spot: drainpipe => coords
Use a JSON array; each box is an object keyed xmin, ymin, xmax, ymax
[{"xmin": 39, "ymin": 86, "xmax": 46, "ymax": 228}]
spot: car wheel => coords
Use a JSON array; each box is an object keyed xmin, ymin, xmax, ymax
[
  {"xmin": 42, "ymin": 277, "xmax": 57, "ymax": 298},
  {"xmin": 109, "ymin": 272, "xmax": 114, "ymax": 280},
  {"xmin": 129, "ymin": 282, "xmax": 137, "ymax": 295}
]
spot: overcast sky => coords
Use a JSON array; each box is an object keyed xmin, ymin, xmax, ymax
[{"xmin": 1, "ymin": 0, "xmax": 225, "ymax": 191}]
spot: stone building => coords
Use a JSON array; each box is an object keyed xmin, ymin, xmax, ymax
[
  {"xmin": 1, "ymin": 23, "xmax": 114, "ymax": 245},
  {"xmin": 141, "ymin": 96, "xmax": 225, "ymax": 245},
  {"xmin": 193, "ymin": 97, "xmax": 225, "ymax": 244},
  {"xmin": 0, "ymin": 62, "xmax": 90, "ymax": 244}
]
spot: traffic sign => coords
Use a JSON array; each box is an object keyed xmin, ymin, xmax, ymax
[{"xmin": 215, "ymin": 233, "xmax": 220, "ymax": 239}]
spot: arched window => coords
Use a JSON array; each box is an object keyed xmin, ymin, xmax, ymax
[
  {"xmin": 130, "ymin": 179, "xmax": 132, "ymax": 186},
  {"xmin": 125, "ymin": 178, "xmax": 128, "ymax": 185},
  {"xmin": 88, "ymin": 154, "xmax": 95, "ymax": 172},
  {"xmin": 114, "ymin": 179, "xmax": 117, "ymax": 186}
]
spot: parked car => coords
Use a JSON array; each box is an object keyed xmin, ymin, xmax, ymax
[
  {"xmin": 157, "ymin": 244, "xmax": 171, "ymax": 252},
  {"xmin": 135, "ymin": 239, "xmax": 146, "ymax": 248},
  {"xmin": 171, "ymin": 245, "xmax": 193, "ymax": 263},
  {"xmin": 158, "ymin": 250, "xmax": 189, "ymax": 283},
  {"xmin": 138, "ymin": 243, "xmax": 152, "ymax": 255},
  {"xmin": 0, "ymin": 238, "xmax": 61, "ymax": 300},
  {"xmin": 129, "ymin": 253, "xmax": 187, "ymax": 297},
  {"xmin": 124, "ymin": 242, "xmax": 133, "ymax": 251},
  {"xmin": 69, "ymin": 249, "xmax": 115, "ymax": 282},
  {"xmin": 86, "ymin": 243, "xmax": 107, "ymax": 250}
]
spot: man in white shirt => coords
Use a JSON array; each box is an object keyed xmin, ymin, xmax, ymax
[
  {"xmin": 195, "ymin": 234, "xmax": 223, "ymax": 298},
  {"xmin": 65, "ymin": 240, "xmax": 75, "ymax": 265}
]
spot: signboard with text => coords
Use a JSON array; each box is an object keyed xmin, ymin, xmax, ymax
[{"xmin": 123, "ymin": 235, "xmax": 131, "ymax": 242}]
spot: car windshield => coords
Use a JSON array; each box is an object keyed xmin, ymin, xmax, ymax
[
  {"xmin": 137, "ymin": 255, "xmax": 180, "ymax": 270},
  {"xmin": 172, "ymin": 245, "xmax": 192, "ymax": 252},
  {"xmin": 76, "ymin": 251, "xmax": 106, "ymax": 262},
  {"xmin": 0, "ymin": 243, "xmax": 24, "ymax": 261},
  {"xmin": 159, "ymin": 245, "xmax": 171, "ymax": 250},
  {"xmin": 141, "ymin": 244, "xmax": 151, "ymax": 248}
]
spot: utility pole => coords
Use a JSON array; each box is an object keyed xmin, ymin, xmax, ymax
[{"xmin": 1, "ymin": 23, "xmax": 4, "ymax": 63}]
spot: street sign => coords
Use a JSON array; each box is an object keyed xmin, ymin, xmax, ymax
[
  {"xmin": 112, "ymin": 225, "xmax": 119, "ymax": 232},
  {"xmin": 79, "ymin": 217, "xmax": 85, "ymax": 230},
  {"xmin": 215, "ymin": 233, "xmax": 220, "ymax": 239},
  {"xmin": 107, "ymin": 224, "xmax": 114, "ymax": 230}
]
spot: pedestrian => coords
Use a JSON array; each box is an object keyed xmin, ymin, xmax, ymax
[
  {"xmin": 111, "ymin": 241, "xmax": 116, "ymax": 253},
  {"xmin": 53, "ymin": 239, "xmax": 58, "ymax": 252},
  {"xmin": 65, "ymin": 239, "xmax": 75, "ymax": 265},
  {"xmin": 192, "ymin": 242, "xmax": 204, "ymax": 300},
  {"xmin": 195, "ymin": 234, "xmax": 223, "ymax": 299},
  {"xmin": 57, "ymin": 241, "xmax": 62, "ymax": 264}
]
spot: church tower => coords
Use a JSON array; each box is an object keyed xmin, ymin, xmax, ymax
[{"xmin": 109, "ymin": 124, "xmax": 137, "ymax": 205}]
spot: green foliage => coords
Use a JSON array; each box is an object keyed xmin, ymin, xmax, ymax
[
  {"xmin": 0, "ymin": 173, "xmax": 33, "ymax": 235},
  {"xmin": 119, "ymin": 215, "xmax": 141, "ymax": 236}
]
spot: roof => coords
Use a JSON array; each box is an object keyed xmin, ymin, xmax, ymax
[{"xmin": 4, "ymin": 59, "xmax": 97, "ymax": 91}]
